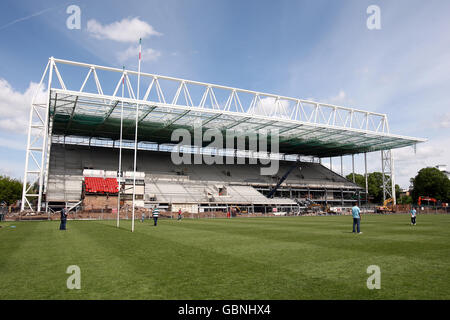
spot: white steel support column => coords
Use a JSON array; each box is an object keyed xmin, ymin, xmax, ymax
[
  {"xmin": 381, "ymin": 151, "xmax": 385, "ymax": 202},
  {"xmin": 329, "ymin": 157, "xmax": 332, "ymax": 172},
  {"xmin": 364, "ymin": 152, "xmax": 368, "ymax": 204},
  {"xmin": 391, "ymin": 150, "xmax": 396, "ymax": 205},
  {"xmin": 39, "ymin": 58, "xmax": 56, "ymax": 211},
  {"xmin": 352, "ymin": 154, "xmax": 355, "ymax": 183},
  {"xmin": 43, "ymin": 116, "xmax": 54, "ymax": 195},
  {"xmin": 39, "ymin": 57, "xmax": 64, "ymax": 211},
  {"xmin": 381, "ymin": 149, "xmax": 396, "ymax": 204},
  {"xmin": 21, "ymin": 58, "xmax": 53, "ymax": 212},
  {"xmin": 340, "ymin": 156, "xmax": 343, "ymax": 176}
]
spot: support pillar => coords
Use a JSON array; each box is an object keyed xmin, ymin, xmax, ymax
[
  {"xmin": 357, "ymin": 190, "xmax": 361, "ymax": 207},
  {"xmin": 22, "ymin": 58, "xmax": 53, "ymax": 212},
  {"xmin": 352, "ymin": 154, "xmax": 355, "ymax": 183},
  {"xmin": 381, "ymin": 149, "xmax": 396, "ymax": 204},
  {"xmin": 364, "ymin": 152, "xmax": 368, "ymax": 205}
]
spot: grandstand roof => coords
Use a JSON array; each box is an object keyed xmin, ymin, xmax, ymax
[{"xmin": 46, "ymin": 58, "xmax": 425, "ymax": 158}]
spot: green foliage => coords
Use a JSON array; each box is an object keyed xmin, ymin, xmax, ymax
[
  {"xmin": 367, "ymin": 172, "xmax": 383, "ymax": 203},
  {"xmin": 398, "ymin": 195, "xmax": 413, "ymax": 204},
  {"xmin": 346, "ymin": 172, "xmax": 400, "ymax": 204},
  {"xmin": 395, "ymin": 184, "xmax": 401, "ymax": 201},
  {"xmin": 345, "ymin": 173, "xmax": 365, "ymax": 188},
  {"xmin": 0, "ymin": 175, "xmax": 23, "ymax": 206},
  {"xmin": 411, "ymin": 167, "xmax": 450, "ymax": 203}
]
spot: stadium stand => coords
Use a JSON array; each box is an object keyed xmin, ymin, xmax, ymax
[{"xmin": 46, "ymin": 143, "xmax": 362, "ymax": 213}]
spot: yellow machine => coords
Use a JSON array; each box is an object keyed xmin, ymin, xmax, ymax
[
  {"xmin": 231, "ymin": 206, "xmax": 247, "ymax": 214},
  {"xmin": 376, "ymin": 198, "xmax": 395, "ymax": 213}
]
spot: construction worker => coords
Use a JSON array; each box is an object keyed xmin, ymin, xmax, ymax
[
  {"xmin": 410, "ymin": 206, "xmax": 417, "ymax": 225},
  {"xmin": 352, "ymin": 202, "xmax": 362, "ymax": 234},
  {"xmin": 153, "ymin": 206, "xmax": 160, "ymax": 226},
  {"xmin": 59, "ymin": 207, "xmax": 68, "ymax": 230}
]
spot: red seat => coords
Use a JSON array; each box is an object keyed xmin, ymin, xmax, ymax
[{"xmin": 84, "ymin": 177, "xmax": 118, "ymax": 194}]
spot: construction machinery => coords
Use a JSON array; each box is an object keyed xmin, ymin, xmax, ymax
[
  {"xmin": 418, "ymin": 196, "xmax": 437, "ymax": 206},
  {"xmin": 267, "ymin": 162, "xmax": 301, "ymax": 198},
  {"xmin": 376, "ymin": 198, "xmax": 395, "ymax": 213}
]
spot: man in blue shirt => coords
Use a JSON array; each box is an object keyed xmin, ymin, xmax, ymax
[
  {"xmin": 352, "ymin": 202, "xmax": 362, "ymax": 234},
  {"xmin": 410, "ymin": 207, "xmax": 417, "ymax": 225}
]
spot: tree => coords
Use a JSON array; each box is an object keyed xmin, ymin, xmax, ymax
[
  {"xmin": 398, "ymin": 195, "xmax": 413, "ymax": 205},
  {"xmin": 345, "ymin": 173, "xmax": 365, "ymax": 188},
  {"xmin": 0, "ymin": 175, "xmax": 23, "ymax": 206},
  {"xmin": 411, "ymin": 167, "xmax": 450, "ymax": 203},
  {"xmin": 367, "ymin": 172, "xmax": 383, "ymax": 203},
  {"xmin": 346, "ymin": 172, "xmax": 400, "ymax": 204}
]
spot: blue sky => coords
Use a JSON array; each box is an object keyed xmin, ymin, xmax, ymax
[{"xmin": 0, "ymin": 0, "xmax": 449, "ymax": 189}]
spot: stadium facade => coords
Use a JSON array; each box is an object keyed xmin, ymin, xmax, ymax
[{"xmin": 21, "ymin": 57, "xmax": 426, "ymax": 214}]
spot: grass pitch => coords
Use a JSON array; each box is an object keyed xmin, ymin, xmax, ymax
[{"xmin": 0, "ymin": 214, "xmax": 449, "ymax": 300}]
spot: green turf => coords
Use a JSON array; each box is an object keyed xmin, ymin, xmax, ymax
[{"xmin": 0, "ymin": 214, "xmax": 449, "ymax": 299}]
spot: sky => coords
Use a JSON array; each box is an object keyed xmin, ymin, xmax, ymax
[{"xmin": 0, "ymin": 0, "xmax": 449, "ymax": 189}]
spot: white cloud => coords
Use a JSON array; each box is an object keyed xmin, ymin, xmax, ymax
[
  {"xmin": 327, "ymin": 90, "xmax": 347, "ymax": 105},
  {"xmin": 251, "ymin": 97, "xmax": 292, "ymax": 119},
  {"xmin": 393, "ymin": 138, "xmax": 450, "ymax": 189},
  {"xmin": 0, "ymin": 79, "xmax": 46, "ymax": 134},
  {"xmin": 87, "ymin": 17, "xmax": 162, "ymax": 42},
  {"xmin": 306, "ymin": 90, "xmax": 354, "ymax": 108},
  {"xmin": 117, "ymin": 46, "xmax": 161, "ymax": 63},
  {"xmin": 434, "ymin": 112, "xmax": 450, "ymax": 129},
  {"xmin": 317, "ymin": 90, "xmax": 355, "ymax": 109}
]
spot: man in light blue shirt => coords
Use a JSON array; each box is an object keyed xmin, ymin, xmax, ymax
[
  {"xmin": 410, "ymin": 207, "xmax": 417, "ymax": 225},
  {"xmin": 352, "ymin": 202, "xmax": 362, "ymax": 234}
]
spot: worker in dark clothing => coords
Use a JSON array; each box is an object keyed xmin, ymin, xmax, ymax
[
  {"xmin": 60, "ymin": 207, "xmax": 68, "ymax": 230},
  {"xmin": 153, "ymin": 207, "xmax": 160, "ymax": 226}
]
